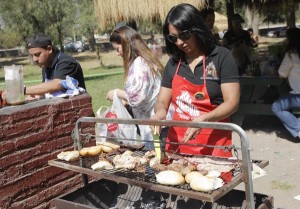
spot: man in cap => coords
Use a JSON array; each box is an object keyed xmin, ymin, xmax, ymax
[
  {"xmin": 199, "ymin": 7, "xmax": 221, "ymax": 45},
  {"xmin": 25, "ymin": 34, "xmax": 86, "ymax": 99},
  {"xmin": 222, "ymin": 13, "xmax": 254, "ymax": 75}
]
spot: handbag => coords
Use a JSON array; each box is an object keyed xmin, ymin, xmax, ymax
[{"xmin": 95, "ymin": 90, "xmax": 140, "ymax": 145}]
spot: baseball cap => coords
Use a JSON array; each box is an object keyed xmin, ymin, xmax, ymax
[{"xmin": 27, "ymin": 34, "xmax": 52, "ymax": 49}]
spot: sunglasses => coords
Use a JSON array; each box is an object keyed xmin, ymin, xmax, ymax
[{"xmin": 166, "ymin": 29, "xmax": 193, "ymax": 43}]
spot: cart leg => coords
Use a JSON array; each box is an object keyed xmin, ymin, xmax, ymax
[{"xmin": 82, "ymin": 173, "xmax": 89, "ymax": 186}]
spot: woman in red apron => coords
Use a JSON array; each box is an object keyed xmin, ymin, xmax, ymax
[{"xmin": 152, "ymin": 3, "xmax": 240, "ymax": 157}]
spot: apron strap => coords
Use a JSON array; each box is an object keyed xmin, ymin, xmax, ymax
[{"xmin": 175, "ymin": 56, "xmax": 206, "ymax": 85}]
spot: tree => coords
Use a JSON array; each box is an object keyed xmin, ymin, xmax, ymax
[
  {"xmin": 0, "ymin": 0, "xmax": 78, "ymax": 51},
  {"xmin": 234, "ymin": 0, "xmax": 264, "ymax": 35},
  {"xmin": 260, "ymin": 0, "xmax": 300, "ymax": 29},
  {"xmin": 244, "ymin": 3, "xmax": 260, "ymax": 35},
  {"xmin": 77, "ymin": 0, "xmax": 98, "ymax": 52},
  {"xmin": 36, "ymin": 0, "xmax": 78, "ymax": 51},
  {"xmin": 0, "ymin": 0, "xmax": 44, "ymax": 47},
  {"xmin": 239, "ymin": 0, "xmax": 300, "ymax": 31},
  {"xmin": 284, "ymin": 0, "xmax": 299, "ymax": 28}
]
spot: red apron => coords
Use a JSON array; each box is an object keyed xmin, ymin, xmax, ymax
[{"xmin": 166, "ymin": 56, "xmax": 232, "ymax": 157}]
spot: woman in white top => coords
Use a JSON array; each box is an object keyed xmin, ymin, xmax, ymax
[
  {"xmin": 271, "ymin": 27, "xmax": 300, "ymax": 138},
  {"xmin": 107, "ymin": 26, "xmax": 164, "ymax": 147}
]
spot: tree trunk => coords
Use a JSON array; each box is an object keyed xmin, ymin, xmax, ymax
[
  {"xmin": 285, "ymin": 0, "xmax": 296, "ymax": 28},
  {"xmin": 208, "ymin": 0, "xmax": 214, "ymax": 8},
  {"xmin": 95, "ymin": 43, "xmax": 103, "ymax": 65},
  {"xmin": 24, "ymin": 36, "xmax": 34, "ymax": 65},
  {"xmin": 245, "ymin": 5, "xmax": 260, "ymax": 36},
  {"xmin": 57, "ymin": 26, "xmax": 64, "ymax": 52},
  {"xmin": 226, "ymin": 0, "xmax": 235, "ymax": 30},
  {"xmin": 87, "ymin": 27, "xmax": 96, "ymax": 52}
]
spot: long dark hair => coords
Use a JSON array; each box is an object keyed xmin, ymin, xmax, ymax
[
  {"xmin": 110, "ymin": 26, "xmax": 163, "ymax": 80},
  {"xmin": 285, "ymin": 27, "xmax": 300, "ymax": 58},
  {"xmin": 163, "ymin": 3, "xmax": 215, "ymax": 61}
]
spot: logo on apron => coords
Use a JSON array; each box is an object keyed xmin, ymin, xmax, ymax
[{"xmin": 194, "ymin": 92, "xmax": 205, "ymax": 100}]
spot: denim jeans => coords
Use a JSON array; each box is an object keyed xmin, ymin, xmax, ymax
[{"xmin": 271, "ymin": 93, "xmax": 300, "ymax": 137}]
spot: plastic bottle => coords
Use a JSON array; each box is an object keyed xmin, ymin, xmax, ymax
[{"xmin": 4, "ymin": 65, "xmax": 25, "ymax": 105}]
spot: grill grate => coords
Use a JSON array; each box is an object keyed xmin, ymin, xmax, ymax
[
  {"xmin": 52, "ymin": 153, "xmax": 267, "ymax": 203},
  {"xmin": 59, "ymin": 150, "xmax": 240, "ymax": 195}
]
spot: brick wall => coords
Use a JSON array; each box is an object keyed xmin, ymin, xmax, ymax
[{"xmin": 0, "ymin": 94, "xmax": 94, "ymax": 209}]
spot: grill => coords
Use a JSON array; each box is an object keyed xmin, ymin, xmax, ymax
[
  {"xmin": 49, "ymin": 117, "xmax": 273, "ymax": 209},
  {"xmin": 53, "ymin": 179, "xmax": 273, "ymax": 209},
  {"xmin": 49, "ymin": 154, "xmax": 267, "ymax": 203}
]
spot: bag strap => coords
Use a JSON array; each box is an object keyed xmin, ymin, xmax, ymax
[{"xmin": 96, "ymin": 106, "xmax": 109, "ymax": 117}]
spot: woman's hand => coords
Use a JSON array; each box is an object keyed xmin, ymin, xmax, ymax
[
  {"xmin": 107, "ymin": 89, "xmax": 128, "ymax": 102},
  {"xmin": 151, "ymin": 87, "xmax": 172, "ymax": 135},
  {"xmin": 106, "ymin": 89, "xmax": 115, "ymax": 101},
  {"xmin": 150, "ymin": 110, "xmax": 167, "ymax": 135},
  {"xmin": 183, "ymin": 128, "xmax": 201, "ymax": 143},
  {"xmin": 182, "ymin": 116, "xmax": 206, "ymax": 143},
  {"xmin": 151, "ymin": 109, "xmax": 167, "ymax": 121},
  {"xmin": 183, "ymin": 82, "xmax": 240, "ymax": 142}
]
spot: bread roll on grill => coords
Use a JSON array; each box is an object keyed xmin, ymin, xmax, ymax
[
  {"xmin": 57, "ymin": 151, "xmax": 79, "ymax": 162},
  {"xmin": 190, "ymin": 176, "xmax": 215, "ymax": 192},
  {"xmin": 185, "ymin": 171, "xmax": 204, "ymax": 184},
  {"xmin": 190, "ymin": 176, "xmax": 224, "ymax": 192},
  {"xmin": 97, "ymin": 141, "xmax": 120, "ymax": 153},
  {"xmin": 79, "ymin": 147, "xmax": 89, "ymax": 156},
  {"xmin": 156, "ymin": 170, "xmax": 185, "ymax": 186},
  {"xmin": 79, "ymin": 146, "xmax": 102, "ymax": 157},
  {"xmin": 87, "ymin": 146, "xmax": 102, "ymax": 156}
]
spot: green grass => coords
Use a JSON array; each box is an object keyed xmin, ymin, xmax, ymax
[{"xmin": 86, "ymin": 73, "xmax": 124, "ymax": 113}]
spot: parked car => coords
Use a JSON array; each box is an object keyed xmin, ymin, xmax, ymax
[
  {"xmin": 64, "ymin": 41, "xmax": 85, "ymax": 52},
  {"xmin": 267, "ymin": 27, "xmax": 287, "ymax": 38}
]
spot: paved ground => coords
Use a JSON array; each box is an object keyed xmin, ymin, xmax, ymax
[{"xmin": 232, "ymin": 115, "xmax": 300, "ymax": 209}]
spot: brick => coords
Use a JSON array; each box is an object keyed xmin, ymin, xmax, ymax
[
  {"xmin": 0, "ymin": 134, "xmax": 73, "ymax": 171},
  {"xmin": 0, "ymin": 138, "xmax": 73, "ymax": 185},
  {"xmin": 55, "ymin": 110, "xmax": 76, "ymax": 121},
  {"xmin": 3, "ymin": 117, "xmax": 50, "ymax": 140},
  {"xmin": 0, "ymin": 94, "xmax": 94, "ymax": 209},
  {"xmin": 13, "ymin": 106, "xmax": 49, "ymax": 121},
  {"xmin": 21, "ymin": 154, "xmax": 57, "ymax": 177},
  {"xmin": 0, "ymin": 141, "xmax": 15, "ymax": 158},
  {"xmin": 14, "ymin": 131, "xmax": 52, "ymax": 150},
  {"xmin": 53, "ymin": 112, "xmax": 77, "ymax": 127},
  {"xmin": 10, "ymin": 174, "xmax": 82, "ymax": 209},
  {"xmin": 52, "ymin": 125, "xmax": 74, "ymax": 139},
  {"xmin": 79, "ymin": 107, "xmax": 95, "ymax": 117},
  {"xmin": 58, "ymin": 101, "xmax": 79, "ymax": 112},
  {"xmin": 0, "ymin": 165, "xmax": 21, "ymax": 185},
  {"xmin": 41, "ymin": 136, "xmax": 73, "ymax": 152},
  {"xmin": 0, "ymin": 167, "xmax": 64, "ymax": 199},
  {"xmin": 1, "ymin": 162, "xmax": 41, "ymax": 187}
]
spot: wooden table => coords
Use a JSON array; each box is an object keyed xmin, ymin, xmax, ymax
[{"xmin": 232, "ymin": 76, "xmax": 291, "ymax": 126}]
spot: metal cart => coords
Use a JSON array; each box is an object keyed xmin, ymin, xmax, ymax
[{"xmin": 49, "ymin": 117, "xmax": 272, "ymax": 209}]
